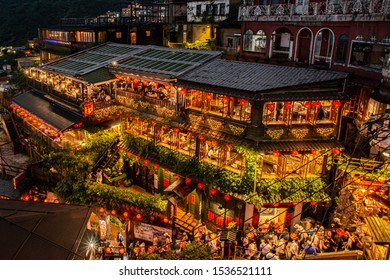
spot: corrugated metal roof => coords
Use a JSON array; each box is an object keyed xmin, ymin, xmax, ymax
[
  {"xmin": 12, "ymin": 91, "xmax": 82, "ymax": 131},
  {"xmin": 365, "ymin": 216, "xmax": 390, "ymax": 245},
  {"xmin": 178, "ymin": 59, "xmax": 348, "ymax": 99}
]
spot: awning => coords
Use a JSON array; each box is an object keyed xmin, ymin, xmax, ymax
[
  {"xmin": 164, "ymin": 178, "xmax": 195, "ymax": 200},
  {"xmin": 81, "ymin": 68, "xmax": 116, "ymax": 85},
  {"xmin": 256, "ymin": 140, "xmax": 344, "ymax": 152},
  {"xmin": 12, "ymin": 91, "xmax": 82, "ymax": 132}
]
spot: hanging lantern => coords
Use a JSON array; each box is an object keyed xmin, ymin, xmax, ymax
[
  {"xmin": 163, "ymin": 218, "xmax": 169, "ymax": 223},
  {"xmin": 153, "ymin": 164, "xmax": 159, "ymax": 170},
  {"xmin": 111, "ymin": 210, "xmax": 117, "ymax": 215},
  {"xmin": 150, "ymin": 216, "xmax": 155, "ymax": 222},
  {"xmin": 173, "ymin": 173, "xmax": 179, "ymax": 178},
  {"xmin": 311, "ymin": 150, "xmax": 317, "ymax": 155},
  {"xmin": 123, "ymin": 211, "xmax": 129, "ymax": 218},
  {"xmin": 210, "ymin": 188, "xmax": 217, "ymax": 195},
  {"xmin": 284, "ymin": 102, "xmax": 292, "ymax": 109},
  {"xmin": 118, "ymin": 148, "xmax": 124, "ymax": 153},
  {"xmin": 98, "ymin": 207, "xmax": 105, "ymax": 213},
  {"xmin": 240, "ymin": 99, "xmax": 247, "ymax": 106},
  {"xmin": 133, "ymin": 247, "xmax": 139, "ymax": 254},
  {"xmin": 149, "ymin": 171, "xmax": 153, "ymax": 176},
  {"xmin": 224, "ymin": 194, "xmax": 231, "ymax": 201},
  {"xmin": 180, "ymin": 88, "xmax": 186, "ymax": 93},
  {"xmin": 223, "ymin": 96, "xmax": 230, "ymax": 102},
  {"xmin": 198, "ymin": 135, "xmax": 204, "ymax": 141},
  {"xmin": 127, "ymin": 151, "xmax": 132, "ymax": 157},
  {"xmin": 273, "ymin": 203, "xmax": 280, "ymax": 207},
  {"xmin": 333, "ymin": 100, "xmax": 341, "ymax": 107},
  {"xmin": 197, "ymin": 183, "xmax": 204, "ymax": 190},
  {"xmin": 136, "ymin": 213, "xmax": 142, "ymax": 220},
  {"xmin": 173, "ymin": 128, "xmax": 180, "ymax": 133},
  {"xmin": 291, "ymin": 150, "xmax": 299, "ymax": 156},
  {"xmin": 33, "ymin": 197, "xmax": 39, "ymax": 202},
  {"xmin": 185, "ymin": 178, "xmax": 192, "ymax": 185},
  {"xmin": 206, "ymin": 94, "xmax": 212, "ymax": 100},
  {"xmin": 273, "ymin": 151, "xmax": 280, "ymax": 157},
  {"xmin": 187, "ymin": 131, "xmax": 192, "ymax": 136},
  {"xmin": 304, "ymin": 101, "xmax": 312, "ymax": 108},
  {"xmin": 332, "ymin": 149, "xmax": 341, "ymax": 155},
  {"xmin": 44, "ymin": 199, "xmax": 48, "ymax": 203},
  {"xmin": 267, "ymin": 103, "xmax": 276, "ymax": 110},
  {"xmin": 164, "ymin": 169, "xmax": 169, "ymax": 174},
  {"xmin": 135, "ymin": 156, "xmax": 141, "ymax": 161},
  {"xmin": 119, "ymin": 248, "xmax": 125, "ymax": 255},
  {"xmin": 144, "ymin": 159, "xmax": 149, "ymax": 165},
  {"xmin": 148, "ymin": 247, "xmax": 154, "ymax": 253},
  {"xmin": 105, "ymin": 247, "xmax": 112, "ymax": 254},
  {"xmin": 314, "ymin": 101, "xmax": 321, "ymax": 108},
  {"xmin": 310, "ymin": 201, "xmax": 317, "ymax": 207}
]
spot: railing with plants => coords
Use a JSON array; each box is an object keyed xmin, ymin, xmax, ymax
[{"xmin": 121, "ymin": 133, "xmax": 329, "ymax": 202}]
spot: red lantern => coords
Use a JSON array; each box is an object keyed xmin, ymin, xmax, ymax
[
  {"xmin": 332, "ymin": 149, "xmax": 341, "ymax": 155},
  {"xmin": 206, "ymin": 94, "xmax": 212, "ymax": 100},
  {"xmin": 118, "ymin": 148, "xmax": 124, "ymax": 153},
  {"xmin": 105, "ymin": 247, "xmax": 112, "ymax": 254},
  {"xmin": 9, "ymin": 104, "xmax": 14, "ymax": 109},
  {"xmin": 33, "ymin": 197, "xmax": 39, "ymax": 202},
  {"xmin": 127, "ymin": 151, "xmax": 132, "ymax": 157},
  {"xmin": 273, "ymin": 203, "xmax": 280, "ymax": 207},
  {"xmin": 210, "ymin": 188, "xmax": 217, "ymax": 195},
  {"xmin": 136, "ymin": 213, "xmax": 142, "ymax": 220},
  {"xmin": 224, "ymin": 194, "xmax": 231, "ymax": 201},
  {"xmin": 185, "ymin": 178, "xmax": 192, "ymax": 185},
  {"xmin": 149, "ymin": 171, "xmax": 153, "ymax": 176},
  {"xmin": 284, "ymin": 102, "xmax": 292, "ymax": 109},
  {"xmin": 135, "ymin": 156, "xmax": 141, "ymax": 161},
  {"xmin": 119, "ymin": 248, "xmax": 125, "ymax": 255},
  {"xmin": 150, "ymin": 216, "xmax": 155, "ymax": 221},
  {"xmin": 164, "ymin": 169, "xmax": 169, "ymax": 174},
  {"xmin": 187, "ymin": 131, "xmax": 192, "ymax": 136},
  {"xmin": 311, "ymin": 150, "xmax": 317, "ymax": 155},
  {"xmin": 148, "ymin": 247, "xmax": 154, "ymax": 253},
  {"xmin": 143, "ymin": 159, "xmax": 149, "ymax": 165},
  {"xmin": 314, "ymin": 101, "xmax": 321, "ymax": 108},
  {"xmin": 133, "ymin": 247, "xmax": 139, "ymax": 254},
  {"xmin": 239, "ymin": 99, "xmax": 247, "ymax": 106},
  {"xmin": 197, "ymin": 183, "xmax": 204, "ymax": 189},
  {"xmin": 291, "ymin": 150, "xmax": 299, "ymax": 156},
  {"xmin": 310, "ymin": 201, "xmax": 317, "ymax": 207},
  {"xmin": 198, "ymin": 135, "xmax": 204, "ymax": 141},
  {"xmin": 273, "ymin": 151, "xmax": 280, "ymax": 157},
  {"xmin": 336, "ymin": 228, "xmax": 345, "ymax": 237},
  {"xmin": 123, "ymin": 211, "xmax": 129, "ymax": 218},
  {"xmin": 111, "ymin": 210, "xmax": 117, "ymax": 215},
  {"xmin": 173, "ymin": 128, "xmax": 180, "ymax": 133},
  {"xmin": 173, "ymin": 173, "xmax": 179, "ymax": 178},
  {"xmin": 98, "ymin": 207, "xmax": 105, "ymax": 213},
  {"xmin": 163, "ymin": 218, "xmax": 169, "ymax": 223},
  {"xmin": 333, "ymin": 100, "xmax": 341, "ymax": 107},
  {"xmin": 304, "ymin": 101, "xmax": 312, "ymax": 109},
  {"xmin": 223, "ymin": 96, "xmax": 230, "ymax": 102},
  {"xmin": 153, "ymin": 164, "xmax": 159, "ymax": 170},
  {"xmin": 267, "ymin": 103, "xmax": 275, "ymax": 110}
]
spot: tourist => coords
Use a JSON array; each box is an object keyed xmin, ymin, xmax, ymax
[{"xmin": 302, "ymin": 241, "xmax": 317, "ymax": 257}]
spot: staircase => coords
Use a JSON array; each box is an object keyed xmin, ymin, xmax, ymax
[
  {"xmin": 173, "ymin": 208, "xmax": 199, "ymax": 238},
  {"xmin": 1, "ymin": 114, "xmax": 22, "ymax": 154}
]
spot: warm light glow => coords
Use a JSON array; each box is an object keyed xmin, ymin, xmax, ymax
[
  {"xmin": 210, "ymin": 188, "xmax": 217, "ymax": 195},
  {"xmin": 197, "ymin": 183, "xmax": 204, "ymax": 189},
  {"xmin": 291, "ymin": 150, "xmax": 299, "ymax": 156}
]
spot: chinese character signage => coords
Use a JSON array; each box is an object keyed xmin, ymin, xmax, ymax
[{"xmin": 83, "ymin": 102, "xmax": 94, "ymax": 117}]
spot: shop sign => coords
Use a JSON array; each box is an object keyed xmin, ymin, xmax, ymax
[
  {"xmin": 13, "ymin": 171, "xmax": 26, "ymax": 189},
  {"xmin": 134, "ymin": 222, "xmax": 172, "ymax": 244},
  {"xmin": 83, "ymin": 102, "xmax": 94, "ymax": 117}
]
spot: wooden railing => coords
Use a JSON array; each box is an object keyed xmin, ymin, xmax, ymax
[{"xmin": 115, "ymin": 89, "xmax": 176, "ymax": 111}]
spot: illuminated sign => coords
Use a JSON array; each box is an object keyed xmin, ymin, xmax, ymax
[{"xmin": 83, "ymin": 102, "xmax": 94, "ymax": 117}]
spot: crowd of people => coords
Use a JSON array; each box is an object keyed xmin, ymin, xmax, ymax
[{"xmin": 232, "ymin": 217, "xmax": 375, "ymax": 260}]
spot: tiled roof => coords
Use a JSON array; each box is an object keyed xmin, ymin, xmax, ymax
[
  {"xmin": 256, "ymin": 140, "xmax": 344, "ymax": 152},
  {"xmin": 178, "ymin": 59, "xmax": 348, "ymax": 100},
  {"xmin": 12, "ymin": 91, "xmax": 82, "ymax": 132}
]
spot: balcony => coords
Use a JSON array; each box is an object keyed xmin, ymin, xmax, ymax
[{"xmin": 238, "ymin": 0, "xmax": 390, "ymax": 22}]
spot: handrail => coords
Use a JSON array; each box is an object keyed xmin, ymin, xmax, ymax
[{"xmin": 173, "ymin": 216, "xmax": 196, "ymax": 236}]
